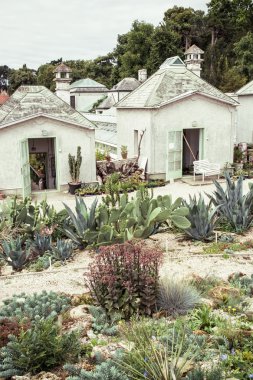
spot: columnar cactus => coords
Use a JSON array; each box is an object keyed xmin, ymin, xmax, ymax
[{"xmin": 68, "ymin": 146, "xmax": 82, "ymax": 183}]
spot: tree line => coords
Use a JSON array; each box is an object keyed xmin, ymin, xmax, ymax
[{"xmin": 1, "ymin": 0, "xmax": 253, "ymax": 95}]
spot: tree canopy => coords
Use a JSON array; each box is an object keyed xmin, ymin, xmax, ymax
[{"xmin": 3, "ymin": 1, "xmax": 253, "ymax": 94}]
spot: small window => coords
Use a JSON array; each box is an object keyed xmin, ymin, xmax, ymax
[
  {"xmin": 70, "ymin": 96, "xmax": 75, "ymax": 109},
  {"xmin": 60, "ymin": 72, "xmax": 66, "ymax": 78}
]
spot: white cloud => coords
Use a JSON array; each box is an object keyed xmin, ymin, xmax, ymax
[{"xmin": 1, "ymin": 0, "xmax": 207, "ymax": 69}]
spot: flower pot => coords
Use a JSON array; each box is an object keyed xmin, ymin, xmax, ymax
[
  {"xmin": 121, "ymin": 153, "xmax": 128, "ymax": 159},
  {"xmin": 68, "ymin": 182, "xmax": 81, "ymax": 195},
  {"xmin": 234, "ymin": 163, "xmax": 243, "ymax": 170}
]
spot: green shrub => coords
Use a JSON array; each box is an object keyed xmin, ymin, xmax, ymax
[
  {"xmin": 0, "ymin": 291, "xmax": 71, "ymax": 321},
  {"xmin": 87, "ymin": 242, "xmax": 163, "ymax": 319},
  {"xmin": 0, "ymin": 318, "xmax": 80, "ymax": 377},
  {"xmin": 189, "ymin": 305, "xmax": 222, "ymax": 333},
  {"xmin": 158, "ymin": 278, "xmax": 201, "ymax": 316}
]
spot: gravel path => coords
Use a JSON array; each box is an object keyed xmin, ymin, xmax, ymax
[{"xmin": 0, "ymin": 252, "xmax": 92, "ymax": 302}]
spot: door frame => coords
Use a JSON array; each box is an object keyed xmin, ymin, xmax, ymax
[
  {"xmin": 26, "ymin": 136, "xmax": 59, "ymax": 194},
  {"xmin": 166, "ymin": 129, "xmax": 183, "ymax": 181},
  {"xmin": 20, "ymin": 139, "xmax": 31, "ymax": 199},
  {"xmin": 166, "ymin": 128, "xmax": 205, "ymax": 181}
]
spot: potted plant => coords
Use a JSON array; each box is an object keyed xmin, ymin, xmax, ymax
[
  {"xmin": 121, "ymin": 145, "xmax": 128, "ymax": 159},
  {"xmin": 68, "ymin": 146, "xmax": 82, "ymax": 195},
  {"xmin": 104, "ymin": 148, "xmax": 111, "ymax": 162},
  {"xmin": 234, "ymin": 147, "xmax": 244, "ymax": 170}
]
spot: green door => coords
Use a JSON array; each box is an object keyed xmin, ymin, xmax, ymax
[
  {"xmin": 166, "ymin": 131, "xmax": 182, "ymax": 180},
  {"xmin": 20, "ymin": 139, "xmax": 31, "ymax": 199}
]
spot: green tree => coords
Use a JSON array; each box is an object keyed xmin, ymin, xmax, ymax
[
  {"xmin": 163, "ymin": 6, "xmax": 206, "ymax": 50},
  {"xmin": 148, "ymin": 25, "xmax": 182, "ymax": 73},
  {"xmin": 234, "ymin": 32, "xmax": 253, "ymax": 80},
  {"xmin": 115, "ymin": 20, "xmax": 155, "ymax": 79},
  {"xmin": 8, "ymin": 65, "xmax": 37, "ymax": 94},
  {"xmin": 37, "ymin": 64, "xmax": 56, "ymax": 91}
]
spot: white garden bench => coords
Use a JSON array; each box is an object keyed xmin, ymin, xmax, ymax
[{"xmin": 193, "ymin": 160, "xmax": 220, "ymax": 182}]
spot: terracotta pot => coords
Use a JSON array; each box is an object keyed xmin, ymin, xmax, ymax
[
  {"xmin": 121, "ymin": 153, "xmax": 128, "ymax": 159},
  {"xmin": 68, "ymin": 182, "xmax": 81, "ymax": 195}
]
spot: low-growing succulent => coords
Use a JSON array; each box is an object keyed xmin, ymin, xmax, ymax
[
  {"xmin": 89, "ymin": 305, "xmax": 120, "ymax": 336},
  {"xmin": 158, "ymin": 278, "xmax": 201, "ymax": 316},
  {"xmin": 64, "ymin": 360, "xmax": 129, "ymax": 380},
  {"xmin": 0, "ymin": 291, "xmax": 71, "ymax": 321}
]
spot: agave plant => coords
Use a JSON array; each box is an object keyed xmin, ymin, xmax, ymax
[
  {"xmin": 32, "ymin": 233, "xmax": 52, "ymax": 255},
  {"xmin": 208, "ymin": 173, "xmax": 253, "ymax": 232},
  {"xmin": 52, "ymin": 239, "xmax": 74, "ymax": 262},
  {"xmin": 0, "ymin": 237, "xmax": 31, "ymax": 271},
  {"xmin": 183, "ymin": 194, "xmax": 219, "ymax": 241},
  {"xmin": 63, "ymin": 197, "xmax": 98, "ymax": 248}
]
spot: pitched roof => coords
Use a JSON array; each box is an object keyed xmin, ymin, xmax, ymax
[
  {"xmin": 0, "ymin": 86, "xmax": 94, "ymax": 129},
  {"xmin": 111, "ymin": 77, "xmax": 140, "ymax": 92},
  {"xmin": 54, "ymin": 63, "xmax": 72, "ymax": 73},
  {"xmin": 97, "ymin": 95, "xmax": 115, "ymax": 109},
  {"xmin": 70, "ymin": 78, "xmax": 107, "ymax": 89},
  {"xmin": 236, "ymin": 80, "xmax": 253, "ymax": 95},
  {"xmin": 116, "ymin": 57, "xmax": 237, "ymax": 108},
  {"xmin": 185, "ymin": 44, "xmax": 204, "ymax": 54}
]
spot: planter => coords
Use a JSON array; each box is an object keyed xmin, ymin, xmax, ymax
[
  {"xmin": 68, "ymin": 182, "xmax": 81, "ymax": 195},
  {"xmin": 234, "ymin": 163, "xmax": 243, "ymax": 170},
  {"xmin": 121, "ymin": 153, "xmax": 128, "ymax": 159}
]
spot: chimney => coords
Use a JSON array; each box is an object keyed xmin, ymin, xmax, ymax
[{"xmin": 138, "ymin": 69, "xmax": 147, "ymax": 83}]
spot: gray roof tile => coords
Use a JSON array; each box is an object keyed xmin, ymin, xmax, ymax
[{"xmin": 0, "ymin": 86, "xmax": 94, "ymax": 129}]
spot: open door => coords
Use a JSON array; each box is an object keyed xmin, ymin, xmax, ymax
[
  {"xmin": 166, "ymin": 131, "xmax": 182, "ymax": 180},
  {"xmin": 20, "ymin": 139, "xmax": 31, "ymax": 199}
]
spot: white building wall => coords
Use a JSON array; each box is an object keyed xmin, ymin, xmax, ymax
[
  {"xmin": 116, "ymin": 109, "xmax": 152, "ymax": 164},
  {"xmin": 117, "ymin": 94, "xmax": 236, "ymax": 178},
  {"xmin": 152, "ymin": 95, "xmax": 236, "ymax": 176},
  {"xmin": 0, "ymin": 116, "xmax": 96, "ymax": 194},
  {"xmin": 236, "ymin": 95, "xmax": 253, "ymax": 143},
  {"xmin": 72, "ymin": 93, "xmax": 106, "ymax": 112}
]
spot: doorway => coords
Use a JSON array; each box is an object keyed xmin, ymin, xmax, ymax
[
  {"xmin": 182, "ymin": 129, "xmax": 201, "ymax": 175},
  {"xmin": 28, "ymin": 138, "xmax": 56, "ymax": 191},
  {"xmin": 166, "ymin": 128, "xmax": 203, "ymax": 181}
]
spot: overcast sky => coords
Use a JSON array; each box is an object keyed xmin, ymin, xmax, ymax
[{"xmin": 1, "ymin": 0, "xmax": 207, "ymax": 69}]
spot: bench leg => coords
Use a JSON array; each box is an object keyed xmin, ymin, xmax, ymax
[{"xmin": 202, "ymin": 173, "xmax": 204, "ymax": 182}]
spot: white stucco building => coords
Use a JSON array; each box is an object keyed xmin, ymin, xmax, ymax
[
  {"xmin": 231, "ymin": 81, "xmax": 253, "ymax": 143},
  {"xmin": 116, "ymin": 56, "xmax": 238, "ymax": 180},
  {"xmin": 69, "ymin": 78, "xmax": 108, "ymax": 113},
  {"xmin": 0, "ymin": 86, "xmax": 96, "ymax": 197}
]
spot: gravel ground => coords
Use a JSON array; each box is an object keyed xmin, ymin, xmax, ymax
[
  {"xmin": 2, "ymin": 231, "xmax": 253, "ymax": 302},
  {"xmin": 0, "ymin": 251, "xmax": 93, "ymax": 302}
]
